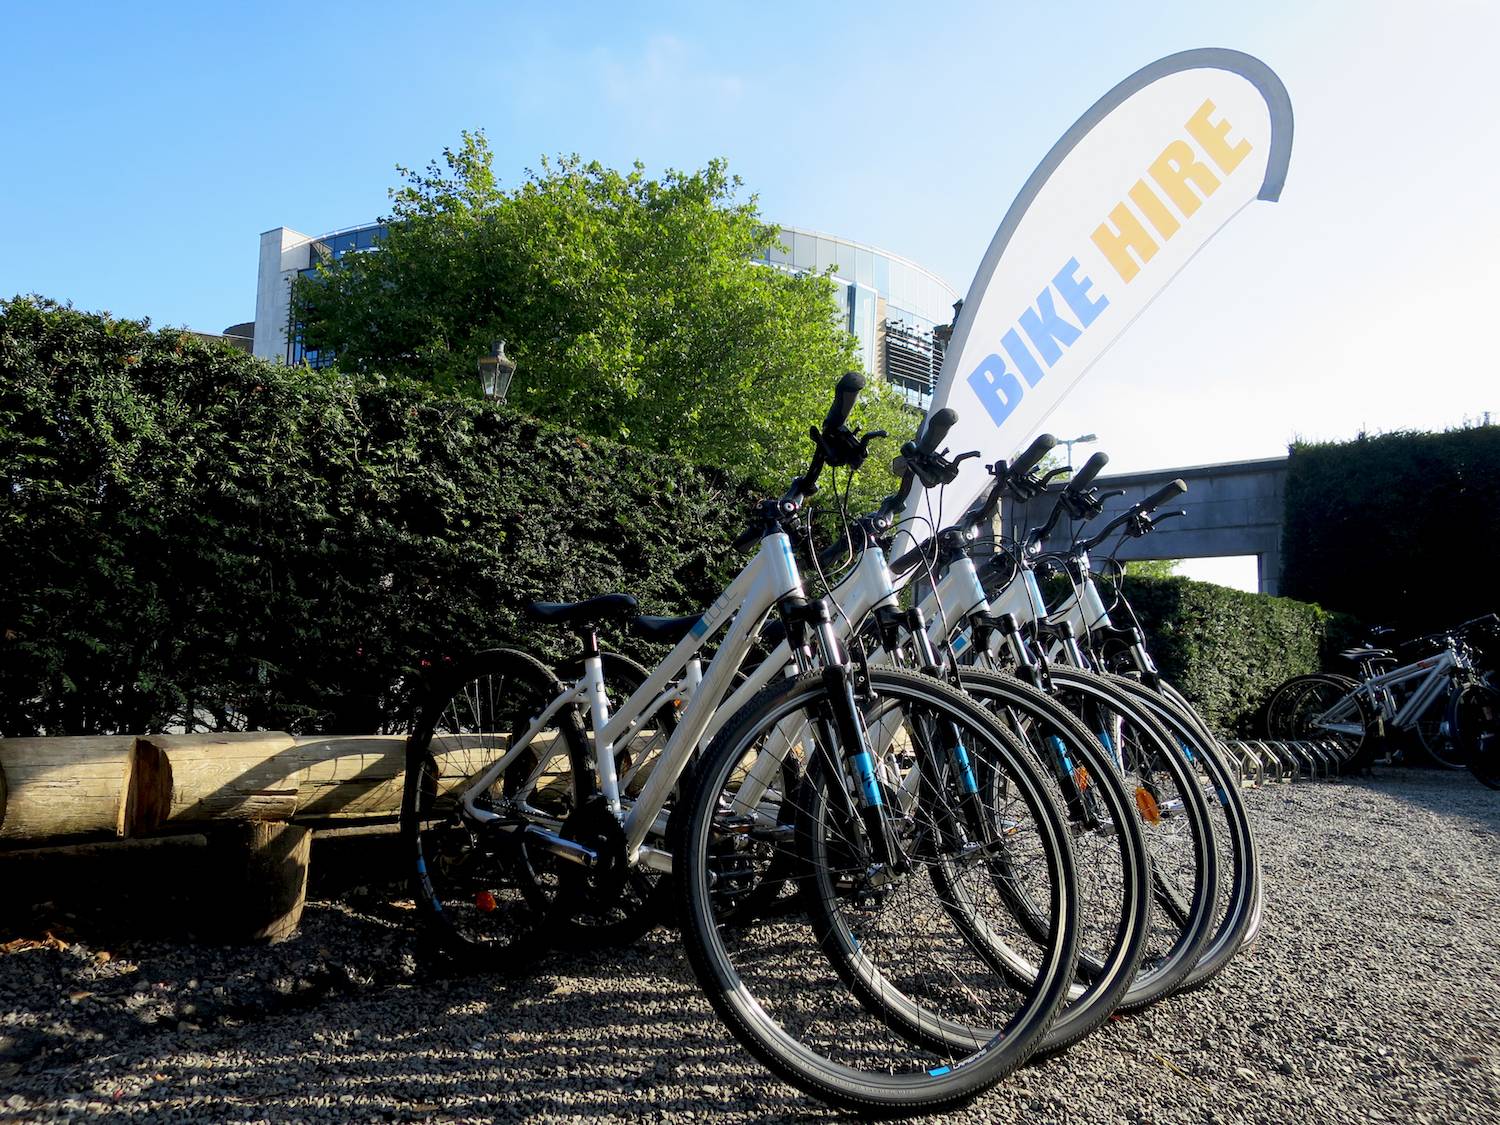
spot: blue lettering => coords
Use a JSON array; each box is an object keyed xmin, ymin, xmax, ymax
[
  {"xmin": 1053, "ymin": 258, "xmax": 1109, "ymax": 328},
  {"xmin": 966, "ymin": 354, "xmax": 1024, "ymax": 426},
  {"xmin": 1002, "ymin": 328, "xmax": 1046, "ymax": 388},
  {"xmin": 1019, "ymin": 287, "xmax": 1082, "ymax": 366}
]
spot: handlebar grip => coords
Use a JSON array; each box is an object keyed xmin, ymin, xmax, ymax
[
  {"xmin": 1141, "ymin": 478, "xmax": 1187, "ymax": 511},
  {"xmin": 1011, "ymin": 433, "xmax": 1058, "ymax": 476},
  {"xmin": 1068, "ymin": 451, "xmax": 1109, "ymax": 492},
  {"xmin": 890, "ymin": 537, "xmax": 934, "ymax": 577},
  {"xmin": 914, "ymin": 408, "xmax": 958, "ymax": 455},
  {"xmin": 823, "ymin": 371, "xmax": 866, "ymax": 432}
]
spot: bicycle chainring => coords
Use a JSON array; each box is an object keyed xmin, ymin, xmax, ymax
[{"xmin": 557, "ymin": 795, "xmax": 629, "ymax": 915}]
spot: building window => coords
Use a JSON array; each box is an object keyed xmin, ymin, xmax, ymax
[{"xmin": 884, "ymin": 320, "xmax": 945, "ymax": 403}]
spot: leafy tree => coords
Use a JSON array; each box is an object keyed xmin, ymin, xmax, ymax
[
  {"xmin": 1125, "ymin": 559, "xmax": 1182, "ymax": 579},
  {"xmin": 293, "ymin": 132, "xmax": 916, "ymax": 499}
]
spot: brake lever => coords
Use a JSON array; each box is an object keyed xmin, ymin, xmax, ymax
[{"xmin": 812, "ymin": 424, "xmax": 872, "ymax": 470}]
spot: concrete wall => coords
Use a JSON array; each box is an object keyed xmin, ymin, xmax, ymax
[
  {"xmin": 252, "ymin": 227, "xmax": 312, "ymax": 363},
  {"xmin": 1003, "ymin": 456, "xmax": 1290, "ymax": 594}
]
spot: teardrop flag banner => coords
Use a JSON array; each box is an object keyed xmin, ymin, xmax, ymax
[{"xmin": 902, "ymin": 47, "xmax": 1293, "ymax": 530}]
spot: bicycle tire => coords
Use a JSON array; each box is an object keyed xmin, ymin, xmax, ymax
[
  {"xmin": 1028, "ymin": 666, "xmax": 1219, "ymax": 1011},
  {"xmin": 1269, "ymin": 673, "xmax": 1368, "ymax": 764},
  {"xmin": 402, "ymin": 647, "xmax": 588, "ymax": 970},
  {"xmin": 952, "ymin": 667, "xmax": 1150, "ymax": 1055},
  {"xmin": 1264, "ymin": 673, "xmax": 1356, "ymax": 740},
  {"xmin": 1450, "ymin": 678, "xmax": 1500, "ymax": 789},
  {"xmin": 1107, "ymin": 675, "xmax": 1260, "ymax": 993},
  {"xmin": 675, "ymin": 666, "xmax": 1079, "ymax": 1113}
]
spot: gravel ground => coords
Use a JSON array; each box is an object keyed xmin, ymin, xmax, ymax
[{"xmin": 2, "ymin": 769, "xmax": 1497, "ymax": 1124}]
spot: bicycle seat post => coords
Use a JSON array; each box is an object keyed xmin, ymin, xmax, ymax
[{"xmin": 576, "ymin": 621, "xmax": 620, "ymax": 814}]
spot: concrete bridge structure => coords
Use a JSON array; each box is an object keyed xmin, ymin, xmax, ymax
[{"xmin": 1000, "ymin": 455, "xmax": 1291, "ymax": 595}]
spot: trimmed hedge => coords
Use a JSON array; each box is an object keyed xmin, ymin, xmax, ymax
[
  {"xmin": 1281, "ymin": 427, "xmax": 1500, "ymax": 633},
  {"xmin": 1, "ymin": 299, "xmax": 749, "ymax": 737},
  {"xmin": 1, "ymin": 297, "xmax": 1373, "ymax": 741},
  {"xmin": 1120, "ymin": 575, "xmax": 1330, "ymax": 734}
]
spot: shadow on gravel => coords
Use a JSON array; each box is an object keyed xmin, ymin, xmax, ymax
[
  {"xmin": 0, "ymin": 826, "xmax": 841, "ymax": 1122},
  {"xmin": 2, "ymin": 924, "xmax": 838, "ymax": 1123},
  {"xmin": 1353, "ymin": 767, "xmax": 1500, "ymax": 833}
]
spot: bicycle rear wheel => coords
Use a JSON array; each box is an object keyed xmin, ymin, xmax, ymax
[
  {"xmin": 953, "ymin": 667, "xmax": 1150, "ymax": 1055},
  {"xmin": 1270, "ymin": 673, "xmax": 1368, "ymax": 766},
  {"xmin": 1107, "ymin": 675, "xmax": 1260, "ymax": 992},
  {"xmin": 676, "ymin": 667, "xmax": 1079, "ymax": 1113},
  {"xmin": 1414, "ymin": 684, "xmax": 1468, "ymax": 769},
  {"xmin": 402, "ymin": 648, "xmax": 587, "ymax": 969},
  {"xmin": 1035, "ymin": 667, "xmax": 1219, "ymax": 1011}
]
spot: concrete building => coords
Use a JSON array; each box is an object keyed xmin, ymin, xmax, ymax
[{"xmin": 251, "ymin": 221, "xmax": 960, "ymax": 405}]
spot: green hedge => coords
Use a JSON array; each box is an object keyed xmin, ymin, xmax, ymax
[
  {"xmin": 1, "ymin": 299, "xmax": 749, "ymax": 737},
  {"xmin": 1281, "ymin": 427, "xmax": 1500, "ymax": 632},
  {"xmin": 1120, "ymin": 575, "xmax": 1330, "ymax": 734}
]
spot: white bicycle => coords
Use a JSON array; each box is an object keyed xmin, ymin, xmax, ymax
[{"xmin": 401, "ymin": 374, "xmax": 1082, "ymax": 1112}]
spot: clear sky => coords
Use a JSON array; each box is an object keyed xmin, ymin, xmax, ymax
[{"xmin": 2, "ymin": 0, "xmax": 1495, "ymax": 498}]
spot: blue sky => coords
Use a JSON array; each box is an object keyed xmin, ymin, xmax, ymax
[{"xmin": 3, "ymin": 0, "xmax": 1496, "ymax": 549}]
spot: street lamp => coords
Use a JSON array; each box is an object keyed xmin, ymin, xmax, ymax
[
  {"xmin": 477, "ymin": 339, "xmax": 516, "ymax": 402},
  {"xmin": 1059, "ymin": 432, "xmax": 1097, "ymax": 468}
]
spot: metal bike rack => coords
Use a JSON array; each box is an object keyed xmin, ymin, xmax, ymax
[
  {"xmin": 1312, "ymin": 740, "xmax": 1342, "ymax": 778},
  {"xmin": 1251, "ymin": 741, "xmax": 1285, "ymax": 782},
  {"xmin": 1225, "ymin": 740, "xmax": 1264, "ymax": 787},
  {"xmin": 1269, "ymin": 741, "xmax": 1305, "ymax": 781},
  {"xmin": 1298, "ymin": 740, "xmax": 1332, "ymax": 779},
  {"xmin": 1322, "ymin": 739, "xmax": 1349, "ymax": 776},
  {"xmin": 1285, "ymin": 741, "xmax": 1318, "ymax": 780}
]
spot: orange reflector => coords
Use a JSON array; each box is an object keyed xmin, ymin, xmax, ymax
[
  {"xmin": 475, "ymin": 890, "xmax": 499, "ymax": 913},
  {"xmin": 1135, "ymin": 787, "xmax": 1162, "ymax": 825},
  {"xmin": 1073, "ymin": 766, "xmax": 1091, "ymax": 791}
]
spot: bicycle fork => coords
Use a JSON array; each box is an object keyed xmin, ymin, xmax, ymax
[{"xmin": 782, "ymin": 596, "xmax": 904, "ymax": 872}]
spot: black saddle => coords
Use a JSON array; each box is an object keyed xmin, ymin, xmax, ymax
[
  {"xmin": 632, "ymin": 614, "xmax": 703, "ymax": 643},
  {"xmin": 524, "ymin": 593, "xmax": 639, "ymax": 628},
  {"xmin": 1340, "ymin": 647, "xmax": 1393, "ymax": 662}
]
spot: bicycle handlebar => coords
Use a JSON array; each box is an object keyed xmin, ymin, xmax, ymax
[
  {"xmin": 1141, "ymin": 478, "xmax": 1188, "ymax": 511},
  {"xmin": 823, "ymin": 371, "xmax": 865, "ymax": 432},
  {"xmin": 1071, "ymin": 478, "xmax": 1190, "ymax": 553},
  {"xmin": 1068, "ymin": 451, "xmax": 1109, "ymax": 492},
  {"xmin": 1012, "ymin": 433, "xmax": 1057, "ymax": 477}
]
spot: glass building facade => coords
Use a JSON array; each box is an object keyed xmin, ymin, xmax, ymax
[
  {"xmin": 258, "ymin": 221, "xmax": 960, "ymax": 404},
  {"xmin": 756, "ymin": 226, "xmax": 961, "ymax": 407}
]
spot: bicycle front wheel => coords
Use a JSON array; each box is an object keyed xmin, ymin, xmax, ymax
[{"xmin": 675, "ymin": 667, "xmax": 1079, "ymax": 1113}]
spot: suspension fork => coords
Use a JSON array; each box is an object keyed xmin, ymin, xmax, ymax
[
  {"xmin": 872, "ymin": 604, "xmax": 996, "ymax": 849},
  {"xmin": 782, "ymin": 597, "xmax": 901, "ymax": 869},
  {"xmin": 973, "ymin": 610, "xmax": 1093, "ymax": 822}
]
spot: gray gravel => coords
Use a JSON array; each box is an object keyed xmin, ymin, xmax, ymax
[{"xmin": 2, "ymin": 769, "xmax": 1497, "ymax": 1124}]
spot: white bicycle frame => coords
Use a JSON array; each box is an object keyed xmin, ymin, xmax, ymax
[
  {"xmin": 451, "ymin": 531, "xmax": 807, "ymax": 868},
  {"xmin": 1315, "ymin": 647, "xmax": 1461, "ymax": 736}
]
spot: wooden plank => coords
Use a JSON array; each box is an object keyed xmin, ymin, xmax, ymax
[
  {"xmin": 0, "ymin": 737, "xmax": 135, "ymax": 844},
  {"xmin": 2, "ymin": 729, "xmax": 550, "ymax": 842}
]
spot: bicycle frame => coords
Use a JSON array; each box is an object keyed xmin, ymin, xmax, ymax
[
  {"xmin": 452, "ymin": 530, "xmax": 807, "ymax": 866},
  {"xmin": 1315, "ymin": 648, "xmax": 1460, "ymax": 736}
]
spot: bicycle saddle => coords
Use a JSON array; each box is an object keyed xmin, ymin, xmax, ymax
[
  {"xmin": 524, "ymin": 593, "xmax": 639, "ymax": 626},
  {"xmin": 1339, "ymin": 647, "xmax": 1393, "ymax": 661}
]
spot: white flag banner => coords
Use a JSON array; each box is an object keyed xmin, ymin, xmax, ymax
[{"xmin": 904, "ymin": 48, "xmax": 1293, "ymax": 527}]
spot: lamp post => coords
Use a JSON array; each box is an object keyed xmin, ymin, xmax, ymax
[
  {"xmin": 1059, "ymin": 432, "xmax": 1097, "ymax": 469},
  {"xmin": 477, "ymin": 340, "xmax": 516, "ymax": 402}
]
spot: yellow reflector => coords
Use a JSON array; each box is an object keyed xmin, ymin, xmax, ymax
[
  {"xmin": 1135, "ymin": 786, "xmax": 1162, "ymax": 825},
  {"xmin": 475, "ymin": 890, "xmax": 499, "ymax": 913}
]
